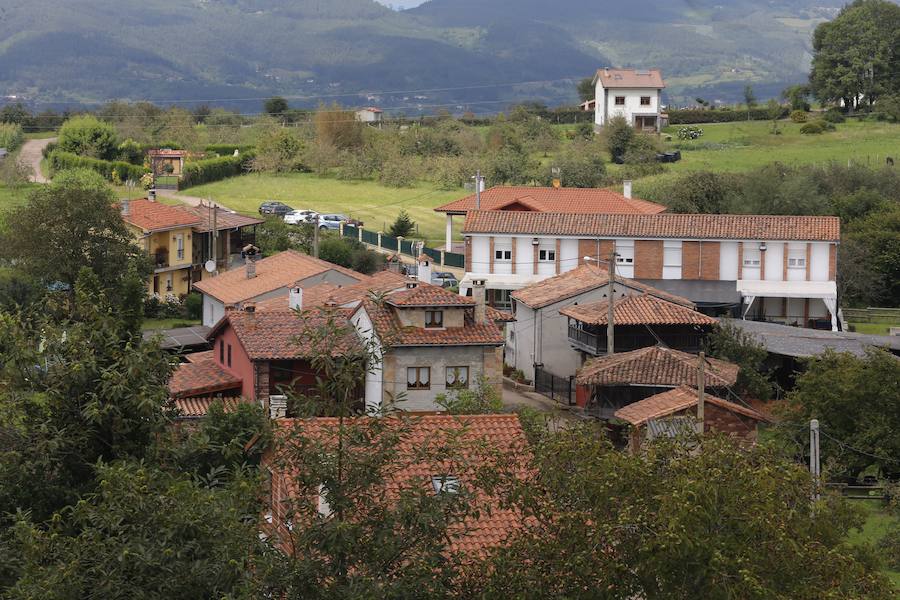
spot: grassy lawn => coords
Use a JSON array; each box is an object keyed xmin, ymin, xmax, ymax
[
  {"xmin": 183, "ymin": 174, "xmax": 467, "ymax": 245},
  {"xmin": 24, "ymin": 131, "xmax": 58, "ymax": 140},
  {"xmin": 660, "ymin": 119, "xmax": 900, "ymax": 174},
  {"xmin": 847, "ymin": 500, "xmax": 900, "ymax": 588},
  {"xmin": 0, "ymin": 182, "xmax": 38, "ymax": 216},
  {"xmin": 848, "ymin": 322, "xmax": 899, "ymax": 335},
  {"xmin": 141, "ymin": 317, "xmax": 201, "ymax": 331}
]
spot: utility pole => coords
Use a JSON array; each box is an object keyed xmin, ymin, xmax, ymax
[
  {"xmin": 313, "ymin": 218, "xmax": 320, "ymax": 259},
  {"xmin": 810, "ymin": 419, "xmax": 821, "ymax": 501},
  {"xmin": 473, "ymin": 170, "xmax": 483, "ymax": 209},
  {"xmin": 697, "ymin": 352, "xmax": 706, "ymax": 433},
  {"xmin": 210, "ymin": 198, "xmax": 218, "ymax": 276},
  {"xmin": 607, "ymin": 250, "xmax": 617, "ymax": 355}
]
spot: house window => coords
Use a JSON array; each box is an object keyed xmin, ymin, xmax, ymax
[
  {"xmin": 425, "ymin": 310, "xmax": 443, "ymax": 328},
  {"xmin": 176, "ymin": 234, "xmax": 185, "ymax": 261},
  {"xmin": 788, "ymin": 247, "xmax": 806, "ymax": 269},
  {"xmin": 219, "ymin": 339, "xmax": 224, "ymax": 363},
  {"xmin": 663, "ymin": 241, "xmax": 682, "ymax": 267},
  {"xmin": 431, "ymin": 475, "xmax": 460, "ymax": 495},
  {"xmin": 446, "ymin": 366, "xmax": 469, "ymax": 389},
  {"xmin": 538, "ymin": 248, "xmax": 556, "ymax": 262},
  {"xmin": 640, "ymin": 96, "xmax": 651, "ymax": 106},
  {"xmin": 614, "ymin": 96, "xmax": 625, "ymax": 106},
  {"xmin": 227, "ymin": 344, "xmax": 232, "ymax": 367},
  {"xmin": 494, "ymin": 249, "xmax": 512, "ymax": 261},
  {"xmin": 407, "ymin": 367, "xmax": 430, "ymax": 390},
  {"xmin": 166, "ymin": 275, "xmax": 173, "ymax": 292},
  {"xmin": 615, "ymin": 243, "xmax": 634, "ymax": 265},
  {"xmin": 743, "ymin": 248, "xmax": 761, "ymax": 267}
]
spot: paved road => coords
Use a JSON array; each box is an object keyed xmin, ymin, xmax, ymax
[{"xmin": 20, "ymin": 137, "xmax": 56, "ymax": 184}]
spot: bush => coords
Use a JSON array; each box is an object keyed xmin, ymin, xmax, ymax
[
  {"xmin": 388, "ymin": 210, "xmax": 416, "ymax": 238},
  {"xmin": 799, "ymin": 121, "xmax": 825, "ymax": 135},
  {"xmin": 0, "ymin": 122, "xmax": 24, "ymax": 151},
  {"xmin": 41, "ymin": 141, "xmax": 57, "ymax": 159},
  {"xmin": 378, "ymin": 156, "xmax": 416, "ymax": 187},
  {"xmin": 58, "ymin": 115, "xmax": 118, "ymax": 160},
  {"xmin": 676, "ymin": 126, "xmax": 703, "ymax": 140},
  {"xmin": 48, "ymin": 150, "xmax": 147, "ymax": 182},
  {"xmin": 789, "ymin": 110, "xmax": 809, "ymax": 123},
  {"xmin": 184, "ymin": 292, "xmax": 202, "ymax": 320},
  {"xmin": 204, "ymin": 144, "xmax": 255, "ymax": 156},
  {"xmin": 822, "ymin": 108, "xmax": 846, "ymax": 123},
  {"xmin": 180, "ymin": 152, "xmax": 254, "ymax": 188},
  {"xmin": 668, "ymin": 107, "xmax": 789, "ymax": 124}
]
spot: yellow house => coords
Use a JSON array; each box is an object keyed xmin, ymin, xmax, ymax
[{"xmin": 121, "ymin": 198, "xmax": 201, "ymax": 297}]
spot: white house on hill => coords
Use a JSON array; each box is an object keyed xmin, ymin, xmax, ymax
[{"xmin": 593, "ymin": 68, "xmax": 665, "ymax": 133}]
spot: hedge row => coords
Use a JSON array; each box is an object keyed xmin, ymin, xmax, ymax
[
  {"xmin": 204, "ymin": 144, "xmax": 255, "ymax": 155},
  {"xmin": 668, "ymin": 107, "xmax": 790, "ymax": 124},
  {"xmin": 48, "ymin": 150, "xmax": 147, "ymax": 182},
  {"xmin": 180, "ymin": 151, "xmax": 256, "ymax": 189},
  {"xmin": 0, "ymin": 123, "xmax": 25, "ymax": 152}
]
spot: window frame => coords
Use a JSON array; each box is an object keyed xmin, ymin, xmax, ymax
[
  {"xmin": 424, "ymin": 310, "xmax": 444, "ymax": 329},
  {"xmin": 407, "ymin": 366, "xmax": 431, "ymax": 390},
  {"xmin": 787, "ymin": 248, "xmax": 807, "ymax": 269},
  {"xmin": 743, "ymin": 248, "xmax": 761, "ymax": 268},
  {"xmin": 227, "ymin": 343, "xmax": 232, "ymax": 367},
  {"xmin": 640, "ymin": 96, "xmax": 651, "ymax": 106},
  {"xmin": 494, "ymin": 248, "xmax": 512, "ymax": 262},
  {"xmin": 614, "ymin": 96, "xmax": 626, "ymax": 106},
  {"xmin": 538, "ymin": 248, "xmax": 556, "ymax": 262},
  {"xmin": 175, "ymin": 233, "xmax": 185, "ymax": 261},
  {"xmin": 446, "ymin": 365, "xmax": 470, "ymax": 389},
  {"xmin": 663, "ymin": 241, "xmax": 682, "ymax": 268},
  {"xmin": 219, "ymin": 339, "xmax": 225, "ymax": 363}
]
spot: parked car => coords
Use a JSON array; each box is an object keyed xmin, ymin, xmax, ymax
[
  {"xmin": 284, "ymin": 209, "xmax": 319, "ymax": 225},
  {"xmin": 317, "ymin": 213, "xmax": 350, "ymax": 230},
  {"xmin": 258, "ymin": 200, "xmax": 293, "ymax": 216},
  {"xmin": 431, "ymin": 272, "xmax": 459, "ymax": 288}
]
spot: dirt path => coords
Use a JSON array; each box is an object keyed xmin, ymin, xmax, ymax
[{"xmin": 20, "ymin": 137, "xmax": 56, "ymax": 184}]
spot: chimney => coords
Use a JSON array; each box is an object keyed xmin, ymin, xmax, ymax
[
  {"xmin": 121, "ymin": 198, "xmax": 130, "ymax": 216},
  {"xmin": 386, "ymin": 254, "xmax": 401, "ymax": 273},
  {"xmin": 416, "ymin": 254, "xmax": 432, "ymax": 285},
  {"xmin": 471, "ymin": 278, "xmax": 487, "ymax": 324},
  {"xmin": 243, "ymin": 301, "xmax": 256, "ymax": 313},
  {"xmin": 405, "ymin": 281, "xmax": 418, "ymax": 290},
  {"xmin": 246, "ymin": 259, "xmax": 256, "ymax": 279},
  {"xmin": 269, "ymin": 394, "xmax": 287, "ymax": 419},
  {"xmin": 623, "ymin": 180, "xmax": 633, "ymax": 199},
  {"xmin": 289, "ymin": 285, "xmax": 303, "ymax": 310}
]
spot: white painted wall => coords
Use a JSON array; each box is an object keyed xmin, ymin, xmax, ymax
[
  {"xmin": 494, "ymin": 237, "xmax": 513, "ymax": 275},
  {"xmin": 202, "ymin": 295, "xmax": 226, "ymax": 328},
  {"xmin": 470, "ymin": 236, "xmax": 490, "ymax": 275},
  {"xmin": 514, "ymin": 236, "xmax": 533, "ymax": 275},
  {"xmin": 560, "ymin": 239, "xmax": 578, "ymax": 273},
  {"xmin": 594, "ymin": 84, "xmax": 661, "ymax": 127},
  {"xmin": 350, "ymin": 307, "xmax": 383, "ymax": 413},
  {"xmin": 764, "ymin": 243, "xmax": 784, "ymax": 281},
  {"xmin": 537, "ymin": 239, "xmax": 556, "ymax": 276},
  {"xmin": 720, "ymin": 242, "xmax": 739, "ymax": 280},
  {"xmin": 615, "ymin": 239, "xmax": 635, "ymax": 279},
  {"xmin": 787, "ymin": 243, "xmax": 808, "ymax": 282},
  {"xmin": 741, "ymin": 242, "xmax": 761, "ymax": 281},
  {"xmin": 809, "ymin": 243, "xmax": 830, "ymax": 282},
  {"xmin": 663, "ymin": 240, "xmax": 682, "ymax": 280}
]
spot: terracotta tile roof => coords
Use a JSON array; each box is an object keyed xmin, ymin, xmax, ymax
[
  {"xmin": 511, "ymin": 263, "xmax": 694, "ymax": 310},
  {"xmin": 254, "ymin": 271, "xmax": 412, "ymax": 312},
  {"xmin": 462, "ymin": 211, "xmax": 841, "ymax": 242},
  {"xmin": 594, "ymin": 68, "xmax": 665, "ymax": 89},
  {"xmin": 559, "ymin": 293, "xmax": 716, "ymax": 326},
  {"xmin": 168, "ymin": 353, "xmax": 243, "ymax": 398},
  {"xmin": 360, "ymin": 297, "xmax": 505, "ymax": 347},
  {"xmin": 181, "ymin": 204, "xmax": 264, "ymax": 232},
  {"xmin": 193, "ymin": 250, "xmax": 367, "ymax": 304},
  {"xmin": 270, "ymin": 414, "xmax": 528, "ymax": 554},
  {"xmin": 487, "ymin": 306, "xmax": 516, "ymax": 323},
  {"xmin": 121, "ymin": 198, "xmax": 201, "ymax": 232},
  {"xmin": 148, "ymin": 148, "xmax": 187, "ymax": 157},
  {"xmin": 435, "ymin": 186, "xmax": 665, "ymax": 215},
  {"xmin": 174, "ymin": 396, "xmax": 250, "ymax": 419},
  {"xmin": 214, "ymin": 307, "xmax": 361, "ymax": 361},
  {"xmin": 576, "ymin": 346, "xmax": 739, "ymax": 388},
  {"xmin": 614, "ymin": 385, "xmax": 769, "ymax": 426},
  {"xmin": 385, "ymin": 283, "xmax": 475, "ymax": 307}
]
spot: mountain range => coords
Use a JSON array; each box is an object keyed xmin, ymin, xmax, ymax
[{"xmin": 0, "ymin": 0, "xmax": 852, "ymax": 112}]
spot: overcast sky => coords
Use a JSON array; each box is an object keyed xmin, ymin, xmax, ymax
[{"xmin": 377, "ymin": 0, "xmax": 428, "ymax": 9}]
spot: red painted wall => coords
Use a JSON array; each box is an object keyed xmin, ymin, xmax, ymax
[{"xmin": 215, "ymin": 323, "xmax": 257, "ymax": 400}]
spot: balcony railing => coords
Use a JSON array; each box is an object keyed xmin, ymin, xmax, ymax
[{"xmin": 568, "ymin": 324, "xmax": 704, "ymax": 356}]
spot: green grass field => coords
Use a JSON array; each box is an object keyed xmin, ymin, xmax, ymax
[
  {"xmin": 183, "ymin": 174, "xmax": 467, "ymax": 245},
  {"xmin": 0, "ymin": 182, "xmax": 37, "ymax": 215},
  {"xmin": 847, "ymin": 500, "xmax": 900, "ymax": 588}
]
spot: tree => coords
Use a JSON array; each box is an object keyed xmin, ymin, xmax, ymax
[
  {"xmin": 544, "ymin": 140, "xmax": 606, "ymax": 188},
  {"xmin": 743, "ymin": 84, "xmax": 757, "ymax": 111},
  {"xmin": 604, "ymin": 115, "xmax": 633, "ymax": 163},
  {"xmin": 474, "ymin": 427, "xmax": 895, "ymax": 599},
  {"xmin": 782, "ymin": 84, "xmax": 812, "ymax": 112},
  {"xmin": 811, "ymin": 0, "xmax": 900, "ymax": 109},
  {"xmin": 314, "ymin": 102, "xmax": 363, "ymax": 150},
  {"xmin": 5, "ymin": 462, "xmax": 262, "ymax": 598},
  {"xmin": 388, "ymin": 210, "xmax": 416, "ymax": 238},
  {"xmin": 0, "ymin": 169, "xmax": 149, "ymax": 295},
  {"xmin": 778, "ymin": 349, "xmax": 900, "ymax": 477},
  {"xmin": 704, "ymin": 320, "xmax": 774, "ymax": 400},
  {"xmin": 435, "ymin": 376, "xmax": 503, "ymax": 414},
  {"xmin": 318, "ymin": 237, "xmax": 384, "ymax": 275},
  {"xmin": 577, "ymin": 77, "xmax": 595, "ymax": 103},
  {"xmin": 256, "ymin": 216, "xmax": 311, "ymax": 256},
  {"xmin": 265, "ymin": 96, "xmax": 290, "ymax": 118},
  {"xmin": 485, "ymin": 147, "xmax": 536, "ymax": 185},
  {"xmin": 253, "ymin": 129, "xmax": 304, "ymax": 173},
  {"xmin": 57, "ymin": 115, "xmax": 118, "ymax": 160}
]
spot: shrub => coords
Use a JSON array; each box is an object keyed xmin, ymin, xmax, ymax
[
  {"xmin": 799, "ymin": 121, "xmax": 825, "ymax": 135},
  {"xmin": 378, "ymin": 155, "xmax": 416, "ymax": 188},
  {"xmin": 0, "ymin": 123, "xmax": 25, "ymax": 151},
  {"xmin": 57, "ymin": 115, "xmax": 118, "ymax": 160},
  {"xmin": 388, "ymin": 210, "xmax": 416, "ymax": 238},
  {"xmin": 822, "ymin": 108, "xmax": 846, "ymax": 123},
  {"xmin": 184, "ymin": 292, "xmax": 202, "ymax": 320},
  {"xmin": 204, "ymin": 144, "xmax": 255, "ymax": 156},
  {"xmin": 41, "ymin": 141, "xmax": 57, "ymax": 159},
  {"xmin": 668, "ymin": 107, "xmax": 789, "ymax": 124},
  {"xmin": 676, "ymin": 126, "xmax": 703, "ymax": 140},
  {"xmin": 180, "ymin": 152, "xmax": 254, "ymax": 188},
  {"xmin": 48, "ymin": 150, "xmax": 147, "ymax": 182},
  {"xmin": 116, "ymin": 139, "xmax": 145, "ymax": 165},
  {"xmin": 789, "ymin": 110, "xmax": 809, "ymax": 123}
]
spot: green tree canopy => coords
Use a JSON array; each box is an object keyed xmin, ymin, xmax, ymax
[
  {"xmin": 388, "ymin": 209, "xmax": 416, "ymax": 238},
  {"xmin": 810, "ymin": 0, "xmax": 900, "ymax": 109},
  {"xmin": 265, "ymin": 96, "xmax": 290, "ymax": 117},
  {"xmin": 577, "ymin": 77, "xmax": 595, "ymax": 102},
  {"xmin": 57, "ymin": 115, "xmax": 118, "ymax": 159}
]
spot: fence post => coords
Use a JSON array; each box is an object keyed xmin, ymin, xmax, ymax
[
  {"xmin": 397, "ymin": 236, "xmax": 403, "ymax": 253},
  {"xmin": 358, "ymin": 226, "xmax": 363, "ymax": 243},
  {"xmin": 377, "ymin": 231, "xmax": 382, "ymax": 249},
  {"xmin": 339, "ymin": 222, "xmax": 344, "ymax": 237},
  {"xmin": 440, "ymin": 250, "xmax": 445, "ymax": 267}
]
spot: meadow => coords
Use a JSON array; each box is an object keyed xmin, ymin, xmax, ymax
[{"xmin": 847, "ymin": 500, "xmax": 900, "ymax": 588}]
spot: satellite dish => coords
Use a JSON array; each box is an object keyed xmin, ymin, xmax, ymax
[{"xmin": 204, "ymin": 260, "xmax": 216, "ymax": 273}]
